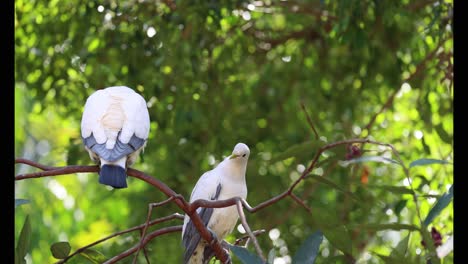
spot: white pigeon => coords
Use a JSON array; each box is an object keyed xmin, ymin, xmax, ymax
[
  {"xmin": 80, "ymin": 86, "xmax": 150, "ymax": 189},
  {"xmin": 182, "ymin": 143, "xmax": 250, "ymax": 264}
]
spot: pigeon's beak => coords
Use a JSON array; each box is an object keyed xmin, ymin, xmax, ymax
[{"xmin": 229, "ymin": 154, "xmax": 239, "ymax": 160}]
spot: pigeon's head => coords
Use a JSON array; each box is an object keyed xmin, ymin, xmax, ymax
[{"xmin": 229, "ymin": 143, "xmax": 250, "ymax": 161}]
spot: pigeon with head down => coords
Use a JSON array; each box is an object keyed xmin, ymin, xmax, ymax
[{"xmin": 81, "ymin": 86, "xmax": 150, "ymax": 189}]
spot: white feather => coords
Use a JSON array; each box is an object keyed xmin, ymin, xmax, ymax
[
  {"xmin": 81, "ymin": 86, "xmax": 150, "ymax": 148},
  {"xmin": 182, "ymin": 143, "xmax": 250, "ymax": 263}
]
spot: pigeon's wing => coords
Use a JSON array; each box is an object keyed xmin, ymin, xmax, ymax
[
  {"xmin": 182, "ymin": 170, "xmax": 222, "ymax": 263},
  {"xmin": 81, "ymin": 89, "xmax": 112, "ymax": 144},
  {"xmin": 117, "ymin": 87, "xmax": 150, "ymax": 144},
  {"xmin": 81, "ymin": 87, "xmax": 150, "ymax": 162}
]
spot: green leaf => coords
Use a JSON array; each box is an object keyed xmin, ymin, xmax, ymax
[
  {"xmin": 342, "ymin": 156, "xmax": 401, "ymax": 166},
  {"xmin": 292, "ymin": 231, "xmax": 323, "ymax": 264},
  {"xmin": 230, "ymin": 245, "xmax": 265, "ymax": 264},
  {"xmin": 15, "ymin": 199, "xmax": 30, "ymax": 208},
  {"xmin": 409, "ymin": 158, "xmax": 450, "ymax": 168},
  {"xmin": 50, "ymin": 241, "xmax": 71, "ymax": 259},
  {"xmin": 394, "ymin": 199, "xmax": 408, "ymax": 216},
  {"xmin": 423, "ymin": 185, "xmax": 453, "ymax": 226},
  {"xmin": 389, "ymin": 234, "xmax": 410, "ymax": 259},
  {"xmin": 16, "ymin": 215, "xmax": 31, "ymax": 263},
  {"xmin": 79, "ymin": 248, "xmax": 107, "ymax": 263},
  {"xmin": 322, "ymin": 226, "xmax": 352, "ymax": 255},
  {"xmin": 87, "ymin": 39, "xmax": 100, "ymax": 52},
  {"xmin": 434, "ymin": 124, "xmax": 452, "ymax": 143}
]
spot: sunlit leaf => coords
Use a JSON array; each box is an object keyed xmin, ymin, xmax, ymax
[
  {"xmin": 88, "ymin": 39, "xmax": 100, "ymax": 52},
  {"xmin": 409, "ymin": 158, "xmax": 450, "ymax": 168},
  {"xmin": 423, "ymin": 185, "xmax": 453, "ymax": 226},
  {"xmin": 389, "ymin": 234, "xmax": 410, "ymax": 259},
  {"xmin": 434, "ymin": 124, "xmax": 452, "ymax": 144}
]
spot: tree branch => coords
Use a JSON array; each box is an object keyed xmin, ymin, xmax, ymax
[
  {"xmin": 104, "ymin": 226, "xmax": 182, "ymax": 264},
  {"xmin": 16, "ymin": 138, "xmax": 402, "ymax": 263},
  {"xmin": 300, "ymin": 101, "xmax": 319, "ymax": 140},
  {"xmin": 236, "ymin": 200, "xmax": 265, "ymax": 261},
  {"xmin": 133, "ymin": 196, "xmax": 177, "ymax": 264},
  {"xmin": 55, "ymin": 213, "xmax": 184, "ymax": 264}
]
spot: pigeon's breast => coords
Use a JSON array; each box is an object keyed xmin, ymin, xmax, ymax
[{"xmin": 208, "ymin": 206, "xmax": 239, "ymax": 239}]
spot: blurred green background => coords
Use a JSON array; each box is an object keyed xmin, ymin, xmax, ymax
[{"xmin": 15, "ymin": 0, "xmax": 453, "ymax": 263}]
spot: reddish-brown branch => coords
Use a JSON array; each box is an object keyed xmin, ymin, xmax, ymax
[
  {"xmin": 300, "ymin": 102, "xmax": 319, "ymax": 140},
  {"xmin": 16, "ymin": 138, "xmax": 399, "ymax": 263},
  {"xmin": 15, "ymin": 165, "xmax": 99, "ymax": 179},
  {"xmin": 55, "ymin": 214, "xmax": 184, "ymax": 264},
  {"xmin": 15, "ymin": 158, "xmax": 57, "ymax": 171},
  {"xmin": 126, "ymin": 169, "xmax": 232, "ymax": 262},
  {"xmin": 14, "ymin": 160, "xmax": 230, "ymax": 263},
  {"xmin": 289, "ymin": 192, "xmax": 312, "ymax": 213},
  {"xmin": 133, "ymin": 197, "xmax": 177, "ymax": 264},
  {"xmin": 104, "ymin": 226, "xmax": 182, "ymax": 264}
]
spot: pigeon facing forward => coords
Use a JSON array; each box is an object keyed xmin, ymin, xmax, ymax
[
  {"xmin": 81, "ymin": 86, "xmax": 150, "ymax": 189},
  {"xmin": 182, "ymin": 143, "xmax": 250, "ymax": 264}
]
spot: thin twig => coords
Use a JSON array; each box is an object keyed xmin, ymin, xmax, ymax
[
  {"xmin": 133, "ymin": 196, "xmax": 177, "ymax": 264},
  {"xmin": 104, "ymin": 226, "xmax": 182, "ymax": 264},
  {"xmin": 289, "ymin": 192, "xmax": 312, "ymax": 213},
  {"xmin": 236, "ymin": 200, "xmax": 265, "ymax": 262},
  {"xmin": 234, "ymin": 230, "xmax": 266, "ymax": 246},
  {"xmin": 16, "ymin": 138, "xmax": 404, "ymax": 263},
  {"xmin": 55, "ymin": 214, "xmax": 184, "ymax": 264},
  {"xmin": 300, "ymin": 101, "xmax": 319, "ymax": 140},
  {"xmin": 15, "ymin": 158, "xmax": 57, "ymax": 171},
  {"xmin": 15, "ymin": 165, "xmax": 99, "ymax": 179}
]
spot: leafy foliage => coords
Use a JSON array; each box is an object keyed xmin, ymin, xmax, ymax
[
  {"xmin": 50, "ymin": 242, "xmax": 71, "ymax": 259},
  {"xmin": 15, "ymin": 0, "xmax": 452, "ymax": 263},
  {"xmin": 423, "ymin": 185, "xmax": 453, "ymax": 227},
  {"xmin": 292, "ymin": 231, "xmax": 323, "ymax": 264},
  {"xmin": 15, "ymin": 215, "xmax": 31, "ymax": 264}
]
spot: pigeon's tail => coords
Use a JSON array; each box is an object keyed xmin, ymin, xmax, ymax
[{"xmin": 99, "ymin": 164, "xmax": 127, "ymax": 189}]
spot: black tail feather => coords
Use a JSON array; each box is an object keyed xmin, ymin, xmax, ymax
[{"xmin": 99, "ymin": 165, "xmax": 127, "ymax": 189}]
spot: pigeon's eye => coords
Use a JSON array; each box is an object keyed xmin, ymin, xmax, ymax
[{"xmin": 242, "ymin": 154, "xmax": 246, "ymax": 157}]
